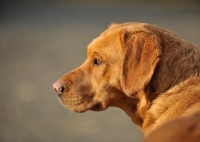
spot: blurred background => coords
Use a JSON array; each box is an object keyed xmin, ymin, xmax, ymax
[{"xmin": 0, "ymin": 0, "xmax": 200, "ymax": 142}]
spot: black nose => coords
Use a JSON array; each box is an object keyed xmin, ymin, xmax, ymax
[{"xmin": 53, "ymin": 81, "xmax": 64, "ymax": 95}]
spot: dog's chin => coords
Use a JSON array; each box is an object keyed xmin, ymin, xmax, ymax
[{"xmin": 60, "ymin": 99, "xmax": 103, "ymax": 113}]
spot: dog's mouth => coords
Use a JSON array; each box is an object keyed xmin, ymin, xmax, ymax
[
  {"xmin": 70, "ymin": 102, "xmax": 103, "ymax": 113},
  {"xmin": 90, "ymin": 102, "xmax": 102, "ymax": 111}
]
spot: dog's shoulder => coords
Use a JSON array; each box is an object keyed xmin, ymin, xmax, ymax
[{"xmin": 144, "ymin": 77, "xmax": 200, "ymax": 134}]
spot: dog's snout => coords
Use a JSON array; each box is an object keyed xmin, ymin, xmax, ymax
[{"xmin": 53, "ymin": 81, "xmax": 64, "ymax": 95}]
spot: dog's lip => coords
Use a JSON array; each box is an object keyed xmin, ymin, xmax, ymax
[
  {"xmin": 59, "ymin": 99, "xmax": 102, "ymax": 113},
  {"xmin": 71, "ymin": 103, "xmax": 102, "ymax": 113},
  {"xmin": 89, "ymin": 102, "xmax": 102, "ymax": 111}
]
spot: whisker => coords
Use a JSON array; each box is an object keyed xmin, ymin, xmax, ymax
[
  {"xmin": 81, "ymin": 96, "xmax": 87, "ymax": 103},
  {"xmin": 80, "ymin": 46, "xmax": 87, "ymax": 50}
]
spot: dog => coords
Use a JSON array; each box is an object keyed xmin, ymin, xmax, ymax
[
  {"xmin": 143, "ymin": 113, "xmax": 200, "ymax": 142},
  {"xmin": 53, "ymin": 22, "xmax": 200, "ymax": 136}
]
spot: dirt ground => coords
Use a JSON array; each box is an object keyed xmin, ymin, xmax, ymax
[{"xmin": 0, "ymin": 1, "xmax": 200, "ymax": 142}]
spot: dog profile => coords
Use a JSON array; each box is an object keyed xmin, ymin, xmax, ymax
[{"xmin": 53, "ymin": 22, "xmax": 200, "ymax": 136}]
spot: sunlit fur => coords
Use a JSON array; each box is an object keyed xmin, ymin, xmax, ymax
[{"xmin": 143, "ymin": 113, "xmax": 200, "ymax": 142}]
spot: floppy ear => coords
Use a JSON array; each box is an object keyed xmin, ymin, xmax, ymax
[{"xmin": 121, "ymin": 31, "xmax": 162, "ymax": 97}]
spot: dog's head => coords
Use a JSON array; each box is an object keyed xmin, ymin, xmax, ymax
[{"xmin": 53, "ymin": 23, "xmax": 162, "ymax": 113}]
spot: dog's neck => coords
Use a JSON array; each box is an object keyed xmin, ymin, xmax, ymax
[
  {"xmin": 142, "ymin": 38, "xmax": 200, "ymax": 134},
  {"xmin": 148, "ymin": 33, "xmax": 200, "ymax": 102},
  {"xmin": 111, "ymin": 91, "xmax": 149, "ymax": 130},
  {"xmin": 114, "ymin": 77, "xmax": 200, "ymax": 136},
  {"xmin": 143, "ymin": 77, "xmax": 200, "ymax": 135}
]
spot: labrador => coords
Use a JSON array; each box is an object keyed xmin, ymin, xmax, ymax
[{"xmin": 53, "ymin": 22, "xmax": 200, "ymax": 136}]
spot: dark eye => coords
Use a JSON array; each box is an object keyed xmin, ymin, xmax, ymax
[{"xmin": 93, "ymin": 59, "xmax": 102, "ymax": 65}]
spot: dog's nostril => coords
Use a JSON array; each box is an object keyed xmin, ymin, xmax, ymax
[
  {"xmin": 58, "ymin": 86, "xmax": 64, "ymax": 95},
  {"xmin": 53, "ymin": 81, "xmax": 64, "ymax": 95}
]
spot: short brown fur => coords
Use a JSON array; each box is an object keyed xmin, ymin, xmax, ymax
[
  {"xmin": 53, "ymin": 22, "xmax": 200, "ymax": 136},
  {"xmin": 143, "ymin": 113, "xmax": 200, "ymax": 142}
]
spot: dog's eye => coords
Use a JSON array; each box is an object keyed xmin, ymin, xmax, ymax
[{"xmin": 93, "ymin": 59, "xmax": 102, "ymax": 65}]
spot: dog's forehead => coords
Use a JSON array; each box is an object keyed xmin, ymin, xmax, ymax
[
  {"xmin": 87, "ymin": 38, "xmax": 107, "ymax": 56},
  {"xmin": 87, "ymin": 22, "xmax": 149, "ymax": 55},
  {"xmin": 87, "ymin": 29, "xmax": 119, "ymax": 55}
]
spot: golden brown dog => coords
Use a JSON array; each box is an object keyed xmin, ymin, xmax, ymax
[{"xmin": 53, "ymin": 22, "xmax": 200, "ymax": 136}]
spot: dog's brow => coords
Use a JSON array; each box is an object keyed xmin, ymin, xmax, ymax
[
  {"xmin": 87, "ymin": 43, "xmax": 100, "ymax": 55},
  {"xmin": 86, "ymin": 46, "xmax": 92, "ymax": 57}
]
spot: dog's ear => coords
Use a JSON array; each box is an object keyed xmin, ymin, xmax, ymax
[{"xmin": 121, "ymin": 31, "xmax": 162, "ymax": 97}]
